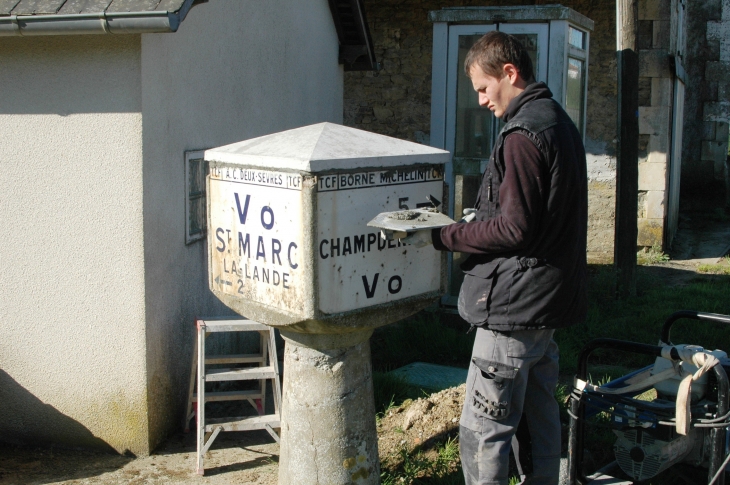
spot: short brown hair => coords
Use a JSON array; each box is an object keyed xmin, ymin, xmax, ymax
[{"xmin": 464, "ymin": 31, "xmax": 535, "ymax": 82}]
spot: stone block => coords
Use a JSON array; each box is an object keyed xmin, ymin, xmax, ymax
[
  {"xmin": 644, "ymin": 190, "xmax": 666, "ymax": 219},
  {"xmin": 715, "ymin": 156, "xmax": 728, "ymax": 179},
  {"xmin": 701, "ymin": 140, "xmax": 726, "ymax": 161},
  {"xmin": 704, "ymin": 101, "xmax": 730, "ymax": 121},
  {"xmin": 706, "ymin": 61, "xmax": 730, "ymax": 82},
  {"xmin": 373, "ymin": 106, "xmax": 394, "ymax": 121},
  {"xmin": 382, "ymin": 87, "xmax": 407, "ymax": 101},
  {"xmin": 647, "ymin": 150, "xmax": 668, "ymax": 165},
  {"xmin": 651, "ymin": 77, "xmax": 673, "ymax": 107},
  {"xmin": 695, "ymin": 0, "xmax": 723, "ymax": 20},
  {"xmin": 648, "ymin": 133, "xmax": 669, "ymax": 154},
  {"xmin": 638, "ymin": 191, "xmax": 647, "ymax": 218},
  {"xmin": 637, "ymin": 218, "xmax": 664, "ymax": 247},
  {"xmin": 639, "ymin": 77, "xmax": 652, "ymax": 106},
  {"xmin": 705, "ymin": 38, "xmax": 721, "ymax": 62},
  {"xmin": 639, "ymin": 49, "xmax": 670, "ymax": 77},
  {"xmin": 703, "ymin": 121, "xmax": 717, "ymax": 140},
  {"xmin": 704, "ymin": 82, "xmax": 719, "ymax": 102},
  {"xmin": 720, "ymin": 84, "xmax": 730, "ymax": 101},
  {"xmin": 639, "ymin": 106, "xmax": 670, "ymax": 135},
  {"xmin": 716, "ymin": 122, "xmax": 729, "ymax": 142},
  {"xmin": 706, "ymin": 21, "xmax": 730, "ymax": 48},
  {"xmin": 638, "ymin": 134, "xmax": 651, "ymax": 159},
  {"xmin": 639, "ymin": 0, "xmax": 670, "ymax": 20},
  {"xmin": 639, "ymin": 162, "xmax": 667, "ymax": 190},
  {"xmin": 639, "ymin": 20, "xmax": 653, "ymax": 49},
  {"xmin": 653, "ymin": 21, "xmax": 671, "ymax": 49}
]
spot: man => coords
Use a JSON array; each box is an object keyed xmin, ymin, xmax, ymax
[{"xmin": 405, "ymin": 32, "xmax": 587, "ymax": 484}]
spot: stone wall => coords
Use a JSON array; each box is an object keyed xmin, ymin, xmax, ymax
[
  {"xmin": 683, "ymin": 0, "xmax": 730, "ymax": 199},
  {"xmin": 635, "ymin": 0, "xmax": 679, "ymax": 247},
  {"xmin": 345, "ymin": 0, "xmax": 619, "ymax": 259}
]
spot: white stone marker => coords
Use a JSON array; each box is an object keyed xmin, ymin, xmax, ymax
[{"xmin": 205, "ymin": 122, "xmax": 450, "ymax": 484}]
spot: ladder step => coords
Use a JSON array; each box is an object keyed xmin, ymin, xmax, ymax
[
  {"xmin": 201, "ymin": 319, "xmax": 269, "ymax": 332},
  {"xmin": 205, "ymin": 366, "xmax": 278, "ymax": 382},
  {"xmin": 205, "ymin": 353, "xmax": 265, "ymax": 365},
  {"xmin": 206, "ymin": 414, "xmax": 280, "ymax": 432},
  {"xmin": 192, "ymin": 389, "xmax": 263, "ymax": 402}
]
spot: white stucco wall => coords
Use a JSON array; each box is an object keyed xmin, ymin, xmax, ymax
[
  {"xmin": 139, "ymin": 0, "xmax": 343, "ymax": 448},
  {"xmin": 0, "ymin": 0, "xmax": 343, "ymax": 455},
  {"xmin": 0, "ymin": 36, "xmax": 149, "ymax": 453}
]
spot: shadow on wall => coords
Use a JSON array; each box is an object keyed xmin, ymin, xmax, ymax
[{"xmin": 0, "ymin": 369, "xmax": 118, "ymax": 454}]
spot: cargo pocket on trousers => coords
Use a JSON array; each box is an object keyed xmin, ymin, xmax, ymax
[{"xmin": 468, "ymin": 357, "xmax": 518, "ymax": 420}]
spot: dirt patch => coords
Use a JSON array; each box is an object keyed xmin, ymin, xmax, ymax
[{"xmin": 377, "ymin": 385, "xmax": 465, "ymax": 474}]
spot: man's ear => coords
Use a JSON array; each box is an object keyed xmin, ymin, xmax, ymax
[{"xmin": 503, "ymin": 63, "xmax": 520, "ymax": 84}]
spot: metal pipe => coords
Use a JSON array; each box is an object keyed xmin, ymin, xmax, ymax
[
  {"xmin": 661, "ymin": 311, "xmax": 730, "ymax": 345},
  {"xmin": 708, "ymin": 364, "xmax": 729, "ymax": 485},
  {"xmin": 577, "ymin": 338, "xmax": 668, "ymax": 380},
  {"xmin": 0, "ymin": 11, "xmax": 175, "ymax": 36},
  {"xmin": 567, "ymin": 390, "xmax": 586, "ymax": 484}
]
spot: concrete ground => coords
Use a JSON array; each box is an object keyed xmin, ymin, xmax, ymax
[
  {"xmin": 669, "ymin": 199, "xmax": 730, "ymax": 265},
  {"xmin": 1, "ymin": 199, "xmax": 728, "ymax": 485},
  {"xmin": 0, "ymin": 429, "xmax": 279, "ymax": 484}
]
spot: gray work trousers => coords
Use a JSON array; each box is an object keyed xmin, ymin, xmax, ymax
[{"xmin": 460, "ymin": 328, "xmax": 561, "ymax": 485}]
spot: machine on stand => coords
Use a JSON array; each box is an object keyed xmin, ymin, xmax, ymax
[{"xmin": 567, "ymin": 311, "xmax": 730, "ymax": 485}]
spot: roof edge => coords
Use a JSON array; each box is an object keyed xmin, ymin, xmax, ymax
[
  {"xmin": 0, "ymin": 0, "xmax": 200, "ymax": 37},
  {"xmin": 327, "ymin": 0, "xmax": 380, "ymax": 71},
  {"xmin": 428, "ymin": 5, "xmax": 594, "ymax": 32}
]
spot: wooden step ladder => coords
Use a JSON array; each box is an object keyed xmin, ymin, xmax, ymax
[{"xmin": 184, "ymin": 317, "xmax": 281, "ymax": 476}]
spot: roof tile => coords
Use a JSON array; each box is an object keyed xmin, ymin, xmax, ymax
[
  {"xmin": 0, "ymin": 0, "xmax": 21, "ymax": 15},
  {"xmin": 11, "ymin": 0, "xmax": 65, "ymax": 15},
  {"xmin": 57, "ymin": 0, "xmax": 113, "ymax": 15},
  {"xmin": 155, "ymin": 0, "xmax": 185, "ymax": 12},
  {"xmin": 105, "ymin": 0, "xmax": 159, "ymax": 13}
]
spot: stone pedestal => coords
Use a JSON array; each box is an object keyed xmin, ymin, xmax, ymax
[{"xmin": 278, "ymin": 330, "xmax": 378, "ymax": 485}]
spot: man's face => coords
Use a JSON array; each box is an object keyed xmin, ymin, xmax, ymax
[{"xmin": 469, "ymin": 64, "xmax": 516, "ymax": 119}]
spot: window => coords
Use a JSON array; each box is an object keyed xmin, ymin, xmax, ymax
[
  {"xmin": 569, "ymin": 26, "xmax": 585, "ymax": 49},
  {"xmin": 566, "ymin": 57, "xmax": 586, "ymax": 135},
  {"xmin": 185, "ymin": 150, "xmax": 208, "ymax": 244}
]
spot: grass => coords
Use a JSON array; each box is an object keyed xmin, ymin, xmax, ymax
[
  {"xmin": 555, "ymin": 264, "xmax": 730, "ymax": 373},
  {"xmin": 373, "ymin": 372, "xmax": 421, "ymax": 418},
  {"xmin": 637, "ymin": 245, "xmax": 670, "ymax": 265},
  {"xmin": 380, "ymin": 437, "xmax": 463, "ymax": 485},
  {"xmin": 373, "ymin": 262, "xmax": 730, "ymax": 483},
  {"xmin": 697, "ymin": 255, "xmax": 730, "ymax": 275}
]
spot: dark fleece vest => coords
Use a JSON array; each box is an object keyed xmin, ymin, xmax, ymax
[{"xmin": 457, "ymin": 82, "xmax": 588, "ymax": 330}]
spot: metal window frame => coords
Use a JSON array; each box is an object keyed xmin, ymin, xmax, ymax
[{"xmin": 185, "ymin": 149, "xmax": 208, "ymax": 245}]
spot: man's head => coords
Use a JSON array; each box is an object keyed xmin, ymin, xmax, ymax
[{"xmin": 464, "ymin": 31, "xmax": 535, "ymax": 118}]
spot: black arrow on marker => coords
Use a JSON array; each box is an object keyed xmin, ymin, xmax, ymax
[{"xmin": 215, "ymin": 276, "xmax": 232, "ymax": 286}]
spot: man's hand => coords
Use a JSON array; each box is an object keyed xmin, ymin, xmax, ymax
[
  {"xmin": 459, "ymin": 208, "xmax": 476, "ymax": 223},
  {"xmin": 401, "ymin": 229, "xmax": 432, "ymax": 248}
]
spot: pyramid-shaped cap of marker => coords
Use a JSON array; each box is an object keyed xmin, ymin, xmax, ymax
[{"xmin": 204, "ymin": 122, "xmax": 450, "ymax": 172}]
